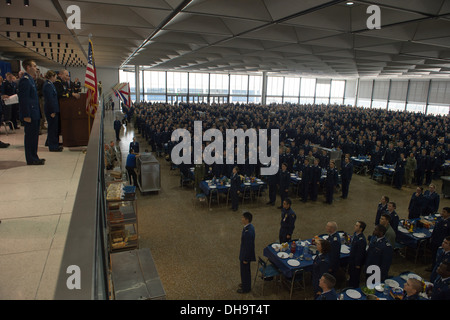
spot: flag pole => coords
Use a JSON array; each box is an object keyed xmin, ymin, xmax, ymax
[{"xmin": 87, "ymin": 33, "xmax": 92, "ymax": 138}]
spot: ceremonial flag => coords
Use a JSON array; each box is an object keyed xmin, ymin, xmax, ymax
[
  {"xmin": 85, "ymin": 39, "xmax": 98, "ymax": 117},
  {"xmin": 112, "ymin": 82, "xmax": 130, "ymax": 107}
]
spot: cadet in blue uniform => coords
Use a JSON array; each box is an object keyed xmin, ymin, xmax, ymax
[
  {"xmin": 394, "ymin": 153, "xmax": 406, "ymax": 189},
  {"xmin": 430, "ymin": 236, "xmax": 450, "ymax": 283},
  {"xmin": 408, "ymin": 187, "xmax": 426, "ymax": 219},
  {"xmin": 278, "ymin": 163, "xmax": 290, "ymax": 209},
  {"xmin": 365, "ymin": 225, "xmax": 393, "ymax": 282},
  {"xmin": 316, "ymin": 273, "xmax": 338, "ymax": 300},
  {"xmin": 279, "ymin": 198, "xmax": 296, "ymax": 243},
  {"xmin": 429, "ymin": 208, "xmax": 450, "ymax": 273},
  {"xmin": 312, "ymin": 239, "xmax": 331, "ymax": 298},
  {"xmin": 301, "ymin": 158, "xmax": 312, "ymax": 202},
  {"xmin": 430, "ymin": 261, "xmax": 450, "ymax": 300},
  {"xmin": 129, "ymin": 136, "xmax": 140, "ymax": 153},
  {"xmin": 265, "ymin": 168, "xmax": 278, "ymax": 206},
  {"xmin": 386, "ymin": 201, "xmax": 400, "ymax": 233},
  {"xmin": 310, "ymin": 158, "xmax": 321, "ymax": 201},
  {"xmin": 1, "ymin": 72, "xmax": 19, "ymax": 129},
  {"xmin": 42, "ymin": 70, "xmax": 63, "ymax": 152},
  {"xmin": 18, "ymin": 60, "xmax": 45, "ymax": 165},
  {"xmin": 347, "ymin": 221, "xmax": 367, "ymax": 288},
  {"xmin": 403, "ymin": 278, "xmax": 425, "ymax": 300},
  {"xmin": 374, "ymin": 195, "xmax": 389, "ymax": 225},
  {"xmin": 325, "ymin": 160, "xmax": 338, "ymax": 204},
  {"xmin": 326, "ymin": 221, "xmax": 341, "ymax": 277},
  {"xmin": 238, "ymin": 211, "xmax": 255, "ymax": 294},
  {"xmin": 340, "ymin": 156, "xmax": 353, "ymax": 199},
  {"xmin": 230, "ymin": 166, "xmax": 241, "ymax": 212},
  {"xmin": 114, "ymin": 117, "xmax": 122, "ymax": 141},
  {"xmin": 424, "ymin": 183, "xmax": 440, "ymax": 215}
]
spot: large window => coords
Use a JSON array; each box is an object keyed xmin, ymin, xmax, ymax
[
  {"xmin": 315, "ymin": 79, "xmax": 331, "ymax": 105},
  {"xmin": 284, "ymin": 77, "xmax": 300, "ymax": 103},
  {"xmin": 210, "ymin": 73, "xmax": 228, "ymax": 95},
  {"xmin": 248, "ymin": 75, "xmax": 262, "ymax": 103},
  {"xmin": 230, "ymin": 74, "xmax": 249, "ymax": 103},
  {"xmin": 330, "ymin": 80, "xmax": 345, "ymax": 104},
  {"xmin": 189, "ymin": 73, "xmax": 209, "ymax": 95},
  {"xmin": 300, "ymin": 78, "xmax": 316, "ymax": 104},
  {"xmin": 267, "ymin": 76, "xmax": 284, "ymax": 96},
  {"xmin": 167, "ymin": 72, "xmax": 188, "ymax": 94}
]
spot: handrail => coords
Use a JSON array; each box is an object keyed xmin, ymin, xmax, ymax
[{"xmin": 53, "ymin": 104, "xmax": 109, "ymax": 300}]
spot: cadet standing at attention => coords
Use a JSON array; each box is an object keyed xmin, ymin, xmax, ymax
[
  {"xmin": 18, "ymin": 59, "xmax": 45, "ymax": 165},
  {"xmin": 279, "ymin": 198, "xmax": 296, "ymax": 243},
  {"xmin": 237, "ymin": 211, "xmax": 255, "ymax": 294}
]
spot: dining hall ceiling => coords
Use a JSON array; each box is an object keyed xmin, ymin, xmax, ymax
[{"xmin": 1, "ymin": 0, "xmax": 450, "ymax": 78}]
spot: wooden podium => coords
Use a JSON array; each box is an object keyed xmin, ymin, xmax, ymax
[{"xmin": 59, "ymin": 93, "xmax": 93, "ymax": 147}]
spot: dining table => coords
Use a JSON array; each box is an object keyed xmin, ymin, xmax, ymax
[
  {"xmin": 263, "ymin": 234, "xmax": 351, "ymax": 279},
  {"xmin": 342, "ymin": 272, "xmax": 431, "ymax": 300}
]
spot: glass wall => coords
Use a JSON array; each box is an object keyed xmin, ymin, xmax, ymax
[{"xmin": 119, "ymin": 69, "xmax": 449, "ymax": 115}]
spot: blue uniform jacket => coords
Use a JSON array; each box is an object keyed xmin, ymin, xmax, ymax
[
  {"xmin": 349, "ymin": 232, "xmax": 367, "ymax": 268},
  {"xmin": 18, "ymin": 73, "xmax": 40, "ymax": 121},
  {"xmin": 279, "ymin": 169, "xmax": 290, "ymax": 191},
  {"xmin": 365, "ymin": 236, "xmax": 393, "ymax": 281},
  {"xmin": 42, "ymin": 80, "xmax": 59, "ymax": 116},
  {"xmin": 280, "ymin": 207, "xmax": 296, "ymax": 238},
  {"xmin": 328, "ymin": 232, "xmax": 341, "ymax": 273},
  {"xmin": 431, "ymin": 217, "xmax": 450, "ymax": 247},
  {"xmin": 316, "ymin": 288, "xmax": 338, "ymax": 300},
  {"xmin": 129, "ymin": 141, "xmax": 140, "ymax": 153},
  {"xmin": 423, "ymin": 190, "xmax": 440, "ymax": 215},
  {"xmin": 430, "ymin": 248, "xmax": 450, "ymax": 283},
  {"xmin": 431, "ymin": 276, "xmax": 450, "ymax": 300},
  {"xmin": 114, "ymin": 119, "xmax": 122, "ymax": 131},
  {"xmin": 239, "ymin": 224, "xmax": 255, "ymax": 263},
  {"xmin": 341, "ymin": 162, "xmax": 353, "ymax": 181}
]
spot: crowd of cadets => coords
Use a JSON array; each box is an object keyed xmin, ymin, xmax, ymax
[{"xmin": 128, "ymin": 102, "xmax": 449, "ymax": 185}]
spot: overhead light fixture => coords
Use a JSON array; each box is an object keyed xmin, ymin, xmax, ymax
[
  {"xmin": 24, "ymin": 0, "xmax": 29, "ymax": 6},
  {"xmin": 6, "ymin": 0, "xmax": 11, "ymax": 5},
  {"xmin": 346, "ymin": 1, "xmax": 354, "ymax": 5}
]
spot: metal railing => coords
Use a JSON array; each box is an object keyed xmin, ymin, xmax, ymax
[{"xmin": 53, "ymin": 104, "xmax": 109, "ymax": 299}]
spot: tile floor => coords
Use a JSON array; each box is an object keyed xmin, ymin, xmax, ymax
[{"xmin": 1, "ymin": 109, "xmax": 449, "ymax": 300}]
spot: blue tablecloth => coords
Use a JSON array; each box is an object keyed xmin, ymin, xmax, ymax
[
  {"xmin": 342, "ymin": 276, "xmax": 407, "ymax": 300},
  {"xmin": 199, "ymin": 180, "xmax": 266, "ymax": 196},
  {"xmin": 263, "ymin": 238, "xmax": 350, "ymax": 278},
  {"xmin": 375, "ymin": 165, "xmax": 395, "ymax": 175},
  {"xmin": 351, "ymin": 156, "xmax": 371, "ymax": 164},
  {"xmin": 396, "ymin": 216, "xmax": 435, "ymax": 249}
]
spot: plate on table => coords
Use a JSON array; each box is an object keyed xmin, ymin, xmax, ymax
[
  {"xmin": 244, "ymin": 182, "xmax": 251, "ymax": 186},
  {"xmin": 209, "ymin": 185, "xmax": 217, "ymax": 189},
  {"xmin": 321, "ymin": 235, "xmax": 329, "ymax": 240},
  {"xmin": 384, "ymin": 279, "xmax": 399, "ymax": 287},
  {"xmin": 287, "ymin": 259, "xmax": 300, "ymax": 267},
  {"xmin": 407, "ymin": 273, "xmax": 423, "ymax": 281},
  {"xmin": 257, "ymin": 181, "xmax": 264, "ymax": 184},
  {"xmin": 340, "ymin": 245, "xmax": 350, "ymax": 254},
  {"xmin": 398, "ymin": 226, "xmax": 409, "ymax": 233},
  {"xmin": 277, "ymin": 252, "xmax": 289, "ymax": 259},
  {"xmin": 375, "ymin": 284, "xmax": 384, "ymax": 292},
  {"xmin": 346, "ymin": 289, "xmax": 362, "ymax": 299},
  {"xmin": 225, "ymin": 184, "xmax": 231, "ymax": 187},
  {"xmin": 435, "ymin": 213, "xmax": 441, "ymax": 217},
  {"xmin": 271, "ymin": 243, "xmax": 281, "ymax": 250},
  {"xmin": 413, "ymin": 232, "xmax": 426, "ymax": 238}
]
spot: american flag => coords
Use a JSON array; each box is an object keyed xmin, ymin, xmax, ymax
[{"xmin": 85, "ymin": 39, "xmax": 98, "ymax": 117}]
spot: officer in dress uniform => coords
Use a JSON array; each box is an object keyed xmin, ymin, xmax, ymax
[
  {"xmin": 230, "ymin": 166, "xmax": 241, "ymax": 212},
  {"xmin": 374, "ymin": 195, "xmax": 389, "ymax": 226},
  {"xmin": 326, "ymin": 221, "xmax": 341, "ymax": 277},
  {"xmin": 18, "ymin": 60, "xmax": 45, "ymax": 165},
  {"xmin": 301, "ymin": 158, "xmax": 312, "ymax": 202},
  {"xmin": 430, "ymin": 236, "xmax": 450, "ymax": 283},
  {"xmin": 394, "ymin": 153, "xmax": 406, "ymax": 189},
  {"xmin": 347, "ymin": 221, "xmax": 367, "ymax": 288},
  {"xmin": 129, "ymin": 136, "xmax": 140, "ymax": 154},
  {"xmin": 278, "ymin": 163, "xmax": 290, "ymax": 209},
  {"xmin": 386, "ymin": 201, "xmax": 400, "ymax": 233},
  {"xmin": 279, "ymin": 198, "xmax": 296, "ymax": 243},
  {"xmin": 325, "ymin": 160, "xmax": 338, "ymax": 204},
  {"xmin": 430, "ymin": 261, "xmax": 450, "ymax": 300},
  {"xmin": 429, "ymin": 208, "xmax": 450, "ymax": 273},
  {"xmin": 310, "ymin": 158, "xmax": 321, "ymax": 201},
  {"xmin": 1, "ymin": 72, "xmax": 19, "ymax": 129},
  {"xmin": 365, "ymin": 225, "xmax": 393, "ymax": 282},
  {"xmin": 340, "ymin": 156, "xmax": 353, "ymax": 199},
  {"xmin": 42, "ymin": 70, "xmax": 63, "ymax": 152},
  {"xmin": 238, "ymin": 212, "xmax": 255, "ymax": 294}
]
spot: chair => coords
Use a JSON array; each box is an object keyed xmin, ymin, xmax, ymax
[
  {"xmin": 256, "ymin": 184, "xmax": 266, "ymax": 203},
  {"xmin": 1, "ymin": 114, "xmax": 14, "ymax": 136},
  {"xmin": 241, "ymin": 185, "xmax": 252, "ymax": 204},
  {"xmin": 282, "ymin": 268, "xmax": 306, "ymax": 300},
  {"xmin": 193, "ymin": 193, "xmax": 207, "ymax": 208},
  {"xmin": 208, "ymin": 188, "xmax": 219, "ymax": 209},
  {"xmin": 253, "ymin": 257, "xmax": 280, "ymax": 295},
  {"xmin": 180, "ymin": 171, "xmax": 192, "ymax": 188}
]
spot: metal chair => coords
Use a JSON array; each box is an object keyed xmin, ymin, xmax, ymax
[
  {"xmin": 241, "ymin": 185, "xmax": 252, "ymax": 204},
  {"xmin": 253, "ymin": 257, "xmax": 280, "ymax": 295},
  {"xmin": 208, "ymin": 188, "xmax": 219, "ymax": 208},
  {"xmin": 282, "ymin": 268, "xmax": 306, "ymax": 300},
  {"xmin": 180, "ymin": 171, "xmax": 192, "ymax": 188}
]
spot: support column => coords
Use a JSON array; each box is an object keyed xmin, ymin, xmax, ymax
[
  {"xmin": 135, "ymin": 65, "xmax": 140, "ymax": 103},
  {"xmin": 261, "ymin": 71, "xmax": 268, "ymax": 105}
]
